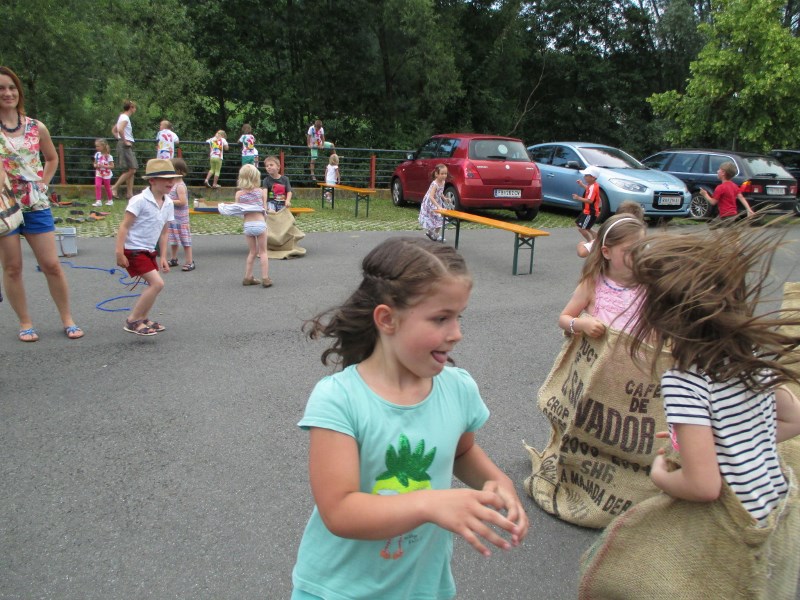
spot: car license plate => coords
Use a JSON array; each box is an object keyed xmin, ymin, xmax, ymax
[
  {"xmin": 494, "ymin": 189, "xmax": 521, "ymax": 198},
  {"xmin": 657, "ymin": 195, "xmax": 682, "ymax": 206},
  {"xmin": 766, "ymin": 186, "xmax": 786, "ymax": 195}
]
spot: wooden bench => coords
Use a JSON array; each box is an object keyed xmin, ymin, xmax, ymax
[
  {"xmin": 189, "ymin": 200, "xmax": 314, "ymax": 216},
  {"xmin": 317, "ymin": 183, "xmax": 376, "ymax": 217},
  {"xmin": 436, "ymin": 209, "xmax": 550, "ymax": 275}
]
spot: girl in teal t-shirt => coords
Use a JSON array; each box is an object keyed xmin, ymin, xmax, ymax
[{"xmin": 292, "ymin": 237, "xmax": 529, "ymax": 599}]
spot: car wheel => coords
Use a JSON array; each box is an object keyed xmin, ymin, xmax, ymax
[
  {"xmin": 391, "ymin": 178, "xmax": 405, "ymax": 207},
  {"xmin": 444, "ymin": 186, "xmax": 461, "ymax": 210},
  {"xmin": 689, "ymin": 191, "xmax": 711, "ymax": 219},
  {"xmin": 514, "ymin": 207, "xmax": 539, "ymax": 221},
  {"xmin": 598, "ymin": 190, "xmax": 612, "ymax": 222}
]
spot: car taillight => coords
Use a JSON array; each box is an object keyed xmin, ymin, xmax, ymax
[
  {"xmin": 740, "ymin": 180, "xmax": 754, "ymax": 193},
  {"xmin": 790, "ymin": 184, "xmax": 797, "ymax": 195},
  {"xmin": 464, "ymin": 161, "xmax": 479, "ymax": 179}
]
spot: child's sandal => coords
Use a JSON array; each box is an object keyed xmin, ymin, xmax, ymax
[
  {"xmin": 167, "ymin": 258, "xmax": 179, "ymax": 267},
  {"xmin": 123, "ymin": 319, "xmax": 158, "ymax": 336},
  {"xmin": 181, "ymin": 262, "xmax": 195, "ymax": 271}
]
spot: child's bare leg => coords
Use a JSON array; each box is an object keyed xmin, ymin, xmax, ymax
[
  {"xmin": 244, "ymin": 235, "xmax": 257, "ymax": 279},
  {"xmin": 128, "ymin": 269, "xmax": 164, "ymax": 322},
  {"xmin": 258, "ymin": 233, "xmax": 269, "ymax": 280},
  {"xmin": 170, "ymin": 244, "xmax": 179, "ymax": 261},
  {"xmin": 183, "ymin": 245, "xmax": 193, "ymax": 265},
  {"xmin": 578, "ymin": 227, "xmax": 593, "ymax": 242}
]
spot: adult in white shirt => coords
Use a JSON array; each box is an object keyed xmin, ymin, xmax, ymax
[{"xmin": 111, "ymin": 100, "xmax": 138, "ymax": 200}]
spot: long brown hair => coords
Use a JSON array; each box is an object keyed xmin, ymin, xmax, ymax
[
  {"xmin": 304, "ymin": 237, "xmax": 472, "ymax": 368},
  {"xmin": 0, "ymin": 66, "xmax": 25, "ymax": 115},
  {"xmin": 627, "ymin": 221, "xmax": 800, "ymax": 392}
]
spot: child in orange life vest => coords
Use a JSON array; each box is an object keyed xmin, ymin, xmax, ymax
[{"xmin": 572, "ymin": 166, "xmax": 602, "ymax": 242}]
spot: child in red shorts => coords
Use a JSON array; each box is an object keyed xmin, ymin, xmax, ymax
[{"xmin": 114, "ymin": 158, "xmax": 178, "ymax": 336}]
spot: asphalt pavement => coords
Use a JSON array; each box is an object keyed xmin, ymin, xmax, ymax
[{"xmin": 3, "ymin": 223, "xmax": 799, "ymax": 600}]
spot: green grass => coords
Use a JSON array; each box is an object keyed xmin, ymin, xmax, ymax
[
  {"xmin": 52, "ymin": 188, "xmax": 798, "ymax": 237},
  {"xmin": 53, "ymin": 188, "xmax": 576, "ymax": 237}
]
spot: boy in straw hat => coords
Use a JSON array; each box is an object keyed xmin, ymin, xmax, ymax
[{"xmin": 115, "ymin": 158, "xmax": 179, "ymax": 336}]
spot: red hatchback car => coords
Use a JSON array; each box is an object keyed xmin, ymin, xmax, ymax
[{"xmin": 391, "ymin": 133, "xmax": 543, "ymax": 220}]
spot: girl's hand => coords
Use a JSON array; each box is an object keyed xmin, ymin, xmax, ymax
[
  {"xmin": 426, "ymin": 488, "xmax": 524, "ymax": 557},
  {"xmin": 161, "ymin": 257, "xmax": 170, "ymax": 273},
  {"xmin": 115, "ymin": 252, "xmax": 128, "ymax": 269},
  {"xmin": 482, "ymin": 480, "xmax": 529, "ymax": 545},
  {"xmin": 577, "ymin": 316, "xmax": 606, "ymax": 338}
]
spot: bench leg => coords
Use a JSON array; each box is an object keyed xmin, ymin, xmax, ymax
[
  {"xmin": 321, "ymin": 186, "xmax": 335, "ymax": 209},
  {"xmin": 513, "ymin": 234, "xmax": 536, "ymax": 275}
]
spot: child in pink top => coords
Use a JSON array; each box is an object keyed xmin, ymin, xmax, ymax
[
  {"xmin": 559, "ymin": 214, "xmax": 646, "ymax": 337},
  {"xmin": 92, "ymin": 138, "xmax": 114, "ymax": 207}
]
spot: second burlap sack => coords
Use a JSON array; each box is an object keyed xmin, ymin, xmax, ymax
[{"xmin": 524, "ymin": 325, "xmax": 673, "ymax": 528}]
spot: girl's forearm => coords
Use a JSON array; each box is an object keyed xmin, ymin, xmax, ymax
[
  {"xmin": 453, "ymin": 443, "xmax": 513, "ymax": 491},
  {"xmin": 319, "ymin": 489, "xmax": 435, "ymax": 540}
]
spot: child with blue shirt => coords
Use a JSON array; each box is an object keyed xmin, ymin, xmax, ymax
[{"xmin": 292, "ymin": 237, "xmax": 529, "ymax": 599}]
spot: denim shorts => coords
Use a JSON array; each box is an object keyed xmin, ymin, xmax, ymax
[{"xmin": 14, "ymin": 208, "xmax": 56, "ymax": 235}]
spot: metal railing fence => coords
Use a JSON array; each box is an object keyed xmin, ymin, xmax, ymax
[{"xmin": 53, "ymin": 137, "xmax": 411, "ymax": 189}]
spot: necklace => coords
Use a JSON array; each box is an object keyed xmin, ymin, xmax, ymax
[
  {"xmin": 602, "ymin": 275, "xmax": 633, "ymax": 292},
  {"xmin": 0, "ymin": 112, "xmax": 22, "ymax": 134}
]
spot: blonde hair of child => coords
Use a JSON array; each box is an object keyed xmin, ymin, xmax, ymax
[
  {"xmin": 95, "ymin": 138, "xmax": 110, "ymax": 154},
  {"xmin": 579, "ymin": 214, "xmax": 646, "ymax": 286},
  {"xmin": 329, "ymin": 153, "xmax": 339, "ymax": 165},
  {"xmin": 216, "ymin": 130, "xmax": 227, "ymax": 138},
  {"xmin": 616, "ymin": 200, "xmax": 645, "ymax": 222},
  {"xmin": 263, "ymin": 155, "xmax": 280, "ymax": 169},
  {"xmin": 627, "ymin": 221, "xmax": 800, "ymax": 392},
  {"xmin": 237, "ymin": 164, "xmax": 261, "ymax": 190}
]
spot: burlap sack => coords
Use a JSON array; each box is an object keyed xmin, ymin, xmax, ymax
[
  {"xmin": 267, "ymin": 209, "xmax": 306, "ymax": 259},
  {"xmin": 578, "ymin": 282, "xmax": 800, "ymax": 599},
  {"xmin": 524, "ymin": 325, "xmax": 673, "ymax": 528},
  {"xmin": 578, "ymin": 458, "xmax": 800, "ymax": 600}
]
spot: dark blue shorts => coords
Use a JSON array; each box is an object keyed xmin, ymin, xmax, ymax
[{"xmin": 13, "ymin": 208, "xmax": 56, "ymax": 235}]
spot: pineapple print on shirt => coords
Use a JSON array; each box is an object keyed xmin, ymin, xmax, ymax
[{"xmin": 371, "ymin": 433, "xmax": 437, "ymax": 560}]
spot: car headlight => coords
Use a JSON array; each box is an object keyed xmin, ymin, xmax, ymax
[{"xmin": 608, "ymin": 178, "xmax": 648, "ymax": 193}]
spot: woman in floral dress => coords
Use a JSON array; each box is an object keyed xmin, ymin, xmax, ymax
[{"xmin": 0, "ymin": 66, "xmax": 83, "ymax": 342}]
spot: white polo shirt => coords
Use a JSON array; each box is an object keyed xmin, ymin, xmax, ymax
[{"xmin": 123, "ymin": 187, "xmax": 174, "ymax": 251}]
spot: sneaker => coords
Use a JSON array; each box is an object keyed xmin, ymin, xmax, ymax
[
  {"xmin": 242, "ymin": 277, "xmax": 261, "ymax": 286},
  {"xmin": 105, "ymin": 200, "xmax": 114, "ymax": 206},
  {"xmin": 92, "ymin": 200, "xmax": 102, "ymax": 207},
  {"xmin": 262, "ymin": 277, "xmax": 273, "ymax": 288}
]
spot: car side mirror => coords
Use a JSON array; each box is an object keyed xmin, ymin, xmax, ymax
[{"xmin": 566, "ymin": 161, "xmax": 581, "ymax": 170}]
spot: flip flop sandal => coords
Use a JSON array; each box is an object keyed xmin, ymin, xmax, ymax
[
  {"xmin": 123, "ymin": 319, "xmax": 158, "ymax": 336},
  {"xmin": 145, "ymin": 320, "xmax": 166, "ymax": 332},
  {"xmin": 64, "ymin": 325, "xmax": 84, "ymax": 339},
  {"xmin": 181, "ymin": 262, "xmax": 195, "ymax": 271},
  {"xmin": 18, "ymin": 327, "xmax": 39, "ymax": 342},
  {"xmin": 167, "ymin": 258, "xmax": 179, "ymax": 267}
]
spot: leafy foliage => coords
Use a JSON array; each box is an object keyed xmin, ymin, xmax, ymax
[
  {"xmin": 648, "ymin": 0, "xmax": 800, "ymax": 152},
  {"xmin": 2, "ymin": 0, "xmax": 798, "ymax": 155}
]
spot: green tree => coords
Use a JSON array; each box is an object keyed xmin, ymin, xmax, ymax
[{"xmin": 649, "ymin": 0, "xmax": 800, "ymax": 151}]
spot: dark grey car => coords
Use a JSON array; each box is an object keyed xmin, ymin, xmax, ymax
[{"xmin": 643, "ymin": 149, "xmax": 799, "ymax": 218}]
